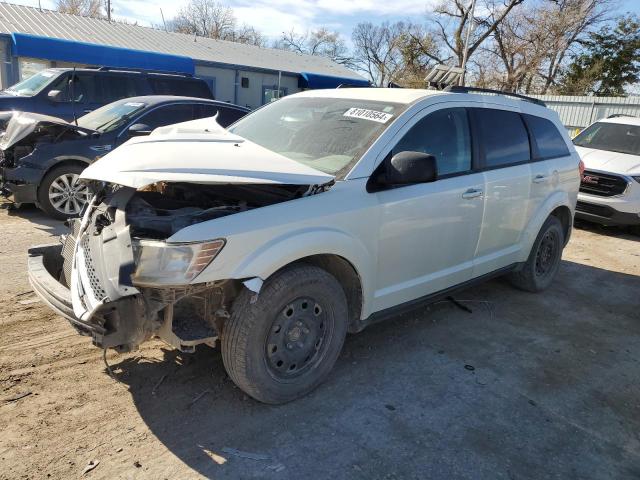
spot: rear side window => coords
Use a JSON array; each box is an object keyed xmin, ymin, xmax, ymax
[
  {"xmin": 195, "ymin": 104, "xmax": 247, "ymax": 127},
  {"xmin": 393, "ymin": 108, "xmax": 472, "ymax": 176},
  {"xmin": 101, "ymin": 75, "xmax": 142, "ymax": 103},
  {"xmin": 523, "ymin": 114, "xmax": 570, "ymax": 159},
  {"xmin": 138, "ymin": 103, "xmax": 195, "ymax": 129},
  {"xmin": 148, "ymin": 77, "xmax": 212, "ymax": 98},
  {"xmin": 473, "ymin": 108, "xmax": 530, "ymax": 168}
]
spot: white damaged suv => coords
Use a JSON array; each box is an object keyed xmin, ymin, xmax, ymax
[{"xmin": 28, "ymin": 87, "xmax": 580, "ymax": 403}]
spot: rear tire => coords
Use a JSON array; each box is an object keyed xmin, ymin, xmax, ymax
[
  {"xmin": 509, "ymin": 216, "xmax": 564, "ymax": 292},
  {"xmin": 37, "ymin": 164, "xmax": 89, "ymax": 220},
  {"xmin": 221, "ymin": 264, "xmax": 348, "ymax": 404}
]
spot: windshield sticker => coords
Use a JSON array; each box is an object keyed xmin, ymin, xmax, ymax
[{"xmin": 343, "ymin": 108, "xmax": 393, "ymax": 124}]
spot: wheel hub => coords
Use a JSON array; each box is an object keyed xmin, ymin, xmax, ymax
[
  {"xmin": 48, "ymin": 173, "xmax": 90, "ymax": 215},
  {"xmin": 535, "ymin": 231, "xmax": 557, "ymax": 276},
  {"xmin": 266, "ymin": 297, "xmax": 327, "ymax": 377}
]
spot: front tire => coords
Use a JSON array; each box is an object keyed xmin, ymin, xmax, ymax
[
  {"xmin": 37, "ymin": 164, "xmax": 90, "ymax": 220},
  {"xmin": 509, "ymin": 216, "xmax": 564, "ymax": 292},
  {"xmin": 221, "ymin": 264, "xmax": 348, "ymax": 404}
]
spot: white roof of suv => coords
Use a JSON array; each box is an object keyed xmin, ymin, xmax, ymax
[
  {"xmin": 597, "ymin": 115, "xmax": 640, "ymax": 127},
  {"xmin": 297, "ymin": 88, "xmax": 449, "ymax": 104}
]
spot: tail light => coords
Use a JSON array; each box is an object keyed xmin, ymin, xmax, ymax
[{"xmin": 578, "ymin": 159, "xmax": 585, "ymax": 176}]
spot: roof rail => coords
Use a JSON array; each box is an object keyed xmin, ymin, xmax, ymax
[
  {"xmin": 336, "ymin": 83, "xmax": 371, "ymax": 89},
  {"xmin": 96, "ymin": 66, "xmax": 194, "ymax": 77},
  {"xmin": 444, "ymin": 85, "xmax": 546, "ymax": 107},
  {"xmin": 607, "ymin": 113, "xmax": 636, "ymax": 119}
]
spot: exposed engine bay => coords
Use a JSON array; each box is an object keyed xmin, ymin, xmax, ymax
[
  {"xmin": 125, "ymin": 181, "xmax": 317, "ymax": 239},
  {"xmin": 0, "ymin": 111, "xmax": 92, "ymax": 168},
  {"xmin": 51, "ymin": 179, "xmax": 331, "ymax": 353}
]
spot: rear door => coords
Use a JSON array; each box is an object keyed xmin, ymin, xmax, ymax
[
  {"xmin": 523, "ymin": 114, "xmax": 572, "ymax": 219},
  {"xmin": 470, "ymin": 107, "xmax": 533, "ymax": 277},
  {"xmin": 372, "ymin": 106, "xmax": 485, "ymax": 311}
]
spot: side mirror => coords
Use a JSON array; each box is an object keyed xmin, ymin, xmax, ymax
[
  {"xmin": 127, "ymin": 123, "xmax": 152, "ymax": 136},
  {"xmin": 384, "ymin": 151, "xmax": 437, "ymax": 186},
  {"xmin": 47, "ymin": 89, "xmax": 63, "ymax": 102}
]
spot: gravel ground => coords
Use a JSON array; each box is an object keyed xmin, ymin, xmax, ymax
[{"xmin": 1, "ymin": 203, "xmax": 639, "ymax": 480}]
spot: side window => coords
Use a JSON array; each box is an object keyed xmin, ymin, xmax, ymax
[
  {"xmin": 393, "ymin": 108, "xmax": 472, "ymax": 176},
  {"xmin": 101, "ymin": 75, "xmax": 140, "ymax": 103},
  {"xmin": 148, "ymin": 78, "xmax": 212, "ymax": 98},
  {"xmin": 48, "ymin": 73, "xmax": 98, "ymax": 104},
  {"xmin": 194, "ymin": 104, "xmax": 247, "ymax": 127},
  {"xmin": 217, "ymin": 107, "xmax": 247, "ymax": 127},
  {"xmin": 138, "ymin": 104, "xmax": 195, "ymax": 130},
  {"xmin": 523, "ymin": 114, "xmax": 570, "ymax": 159},
  {"xmin": 472, "ymin": 108, "xmax": 530, "ymax": 168}
]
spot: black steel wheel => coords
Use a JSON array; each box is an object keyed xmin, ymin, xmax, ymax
[
  {"xmin": 265, "ymin": 297, "xmax": 331, "ymax": 378},
  {"xmin": 222, "ymin": 264, "xmax": 348, "ymax": 404},
  {"xmin": 509, "ymin": 215, "xmax": 564, "ymax": 292}
]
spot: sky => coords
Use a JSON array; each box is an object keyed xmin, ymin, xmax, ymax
[{"xmin": 6, "ymin": 0, "xmax": 640, "ymax": 42}]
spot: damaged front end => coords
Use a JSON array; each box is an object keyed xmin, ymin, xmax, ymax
[
  {"xmin": 28, "ymin": 179, "xmax": 329, "ymax": 353},
  {"xmin": 0, "ymin": 111, "xmax": 96, "ymax": 203}
]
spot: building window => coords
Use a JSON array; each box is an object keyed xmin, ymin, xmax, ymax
[
  {"xmin": 241, "ymin": 77, "xmax": 249, "ymax": 88},
  {"xmin": 262, "ymin": 85, "xmax": 287, "ymax": 104}
]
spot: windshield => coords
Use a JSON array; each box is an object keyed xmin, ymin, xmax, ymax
[
  {"xmin": 78, "ymin": 100, "xmax": 147, "ymax": 133},
  {"xmin": 229, "ymin": 96, "xmax": 406, "ymax": 177},
  {"xmin": 4, "ymin": 69, "xmax": 60, "ymax": 97},
  {"xmin": 573, "ymin": 121, "xmax": 640, "ymax": 156}
]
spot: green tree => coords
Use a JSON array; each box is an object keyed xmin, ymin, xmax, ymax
[{"xmin": 559, "ymin": 14, "xmax": 640, "ymax": 95}]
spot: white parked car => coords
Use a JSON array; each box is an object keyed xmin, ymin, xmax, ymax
[
  {"xmin": 573, "ymin": 115, "xmax": 640, "ymax": 231},
  {"xmin": 28, "ymin": 87, "xmax": 580, "ymax": 403}
]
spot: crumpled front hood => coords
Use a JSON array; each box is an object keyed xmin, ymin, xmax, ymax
[
  {"xmin": 575, "ymin": 146, "xmax": 640, "ymax": 176},
  {"xmin": 0, "ymin": 111, "xmax": 96, "ymax": 150},
  {"xmin": 80, "ymin": 117, "xmax": 335, "ymax": 188}
]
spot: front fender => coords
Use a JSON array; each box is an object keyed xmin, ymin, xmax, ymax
[
  {"xmin": 202, "ymin": 227, "xmax": 375, "ymax": 317},
  {"xmin": 519, "ymin": 190, "xmax": 574, "ymax": 262}
]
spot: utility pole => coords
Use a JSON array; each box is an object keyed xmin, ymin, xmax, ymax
[
  {"xmin": 106, "ymin": 0, "xmax": 111, "ymax": 21},
  {"xmin": 459, "ymin": 0, "xmax": 477, "ymax": 86}
]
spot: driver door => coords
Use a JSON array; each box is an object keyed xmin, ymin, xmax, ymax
[{"xmin": 371, "ymin": 106, "xmax": 485, "ymax": 312}]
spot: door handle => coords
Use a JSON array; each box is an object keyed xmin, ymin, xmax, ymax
[
  {"xmin": 83, "ymin": 109, "xmax": 93, "ymax": 114},
  {"xmin": 532, "ymin": 174, "xmax": 548, "ymax": 184},
  {"xmin": 462, "ymin": 188, "xmax": 483, "ymax": 199}
]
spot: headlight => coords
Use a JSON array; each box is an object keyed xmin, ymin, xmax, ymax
[{"xmin": 131, "ymin": 238, "xmax": 225, "ymax": 286}]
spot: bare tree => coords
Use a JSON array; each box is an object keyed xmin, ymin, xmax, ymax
[
  {"xmin": 276, "ymin": 28, "xmax": 353, "ymax": 66},
  {"xmin": 485, "ymin": 0, "xmax": 611, "ymax": 93},
  {"xmin": 56, "ymin": 0, "xmax": 104, "ymax": 18},
  {"xmin": 396, "ymin": 23, "xmax": 448, "ymax": 87},
  {"xmin": 168, "ymin": 0, "xmax": 267, "ymax": 46},
  {"xmin": 169, "ymin": 0, "xmax": 236, "ymax": 38},
  {"xmin": 430, "ymin": 0, "xmax": 525, "ymax": 68},
  {"xmin": 231, "ymin": 25, "xmax": 268, "ymax": 47},
  {"xmin": 352, "ymin": 22, "xmax": 405, "ymax": 86}
]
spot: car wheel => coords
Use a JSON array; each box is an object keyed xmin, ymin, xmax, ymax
[
  {"xmin": 222, "ymin": 264, "xmax": 348, "ymax": 404},
  {"xmin": 509, "ymin": 216, "xmax": 564, "ymax": 292},
  {"xmin": 37, "ymin": 164, "xmax": 90, "ymax": 220}
]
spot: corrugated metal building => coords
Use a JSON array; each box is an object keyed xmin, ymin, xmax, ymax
[
  {"xmin": 530, "ymin": 94, "xmax": 640, "ymax": 134},
  {"xmin": 0, "ymin": 3, "xmax": 367, "ymax": 109}
]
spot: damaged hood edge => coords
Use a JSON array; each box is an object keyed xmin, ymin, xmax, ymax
[
  {"xmin": 0, "ymin": 110, "xmax": 96, "ymax": 150},
  {"xmin": 80, "ymin": 119, "xmax": 336, "ymax": 188}
]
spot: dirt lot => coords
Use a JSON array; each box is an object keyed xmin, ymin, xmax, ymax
[{"xmin": 0, "ymin": 203, "xmax": 639, "ymax": 480}]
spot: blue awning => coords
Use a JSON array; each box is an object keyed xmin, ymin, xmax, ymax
[
  {"xmin": 299, "ymin": 72, "xmax": 370, "ymax": 89},
  {"xmin": 11, "ymin": 33, "xmax": 195, "ymax": 75}
]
